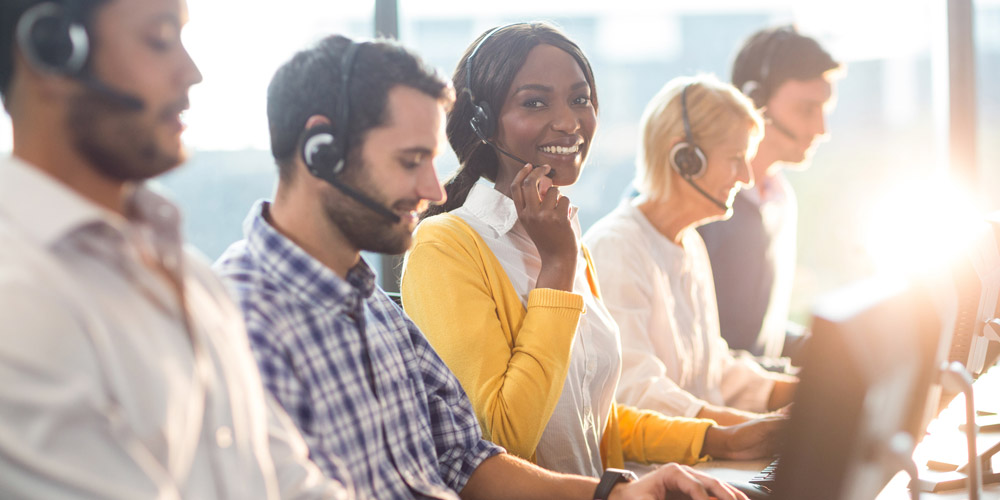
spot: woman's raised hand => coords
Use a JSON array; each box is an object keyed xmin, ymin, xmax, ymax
[{"xmin": 509, "ymin": 164, "xmax": 578, "ymax": 292}]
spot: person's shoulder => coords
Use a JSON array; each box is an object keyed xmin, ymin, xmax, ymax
[
  {"xmin": 0, "ymin": 226, "xmax": 99, "ymax": 368},
  {"xmin": 412, "ymin": 213, "xmax": 481, "ymax": 250},
  {"xmin": 584, "ymin": 203, "xmax": 644, "ymax": 248},
  {"xmin": 211, "ymin": 239, "xmax": 295, "ymax": 326}
]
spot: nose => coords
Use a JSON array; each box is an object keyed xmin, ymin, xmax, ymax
[
  {"xmin": 419, "ymin": 161, "xmax": 446, "ymax": 204},
  {"xmin": 179, "ymin": 44, "xmax": 203, "ymax": 88},
  {"xmin": 551, "ymin": 102, "xmax": 581, "ymax": 134},
  {"xmin": 736, "ymin": 157, "xmax": 754, "ymax": 189}
]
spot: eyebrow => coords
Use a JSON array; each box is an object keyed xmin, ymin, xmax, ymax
[
  {"xmin": 145, "ymin": 12, "xmax": 183, "ymax": 32},
  {"xmin": 397, "ymin": 147, "xmax": 435, "ymax": 156},
  {"xmin": 511, "ymin": 80, "xmax": 590, "ymax": 95}
]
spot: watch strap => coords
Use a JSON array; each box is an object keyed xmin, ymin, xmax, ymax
[{"xmin": 593, "ymin": 468, "xmax": 638, "ymax": 500}]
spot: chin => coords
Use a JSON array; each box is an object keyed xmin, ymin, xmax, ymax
[{"xmin": 553, "ymin": 167, "xmax": 583, "ymax": 187}]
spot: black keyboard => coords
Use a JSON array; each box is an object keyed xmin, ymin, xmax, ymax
[{"xmin": 749, "ymin": 456, "xmax": 781, "ymax": 488}]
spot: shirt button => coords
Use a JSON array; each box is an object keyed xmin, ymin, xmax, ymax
[{"xmin": 215, "ymin": 426, "xmax": 233, "ymax": 449}]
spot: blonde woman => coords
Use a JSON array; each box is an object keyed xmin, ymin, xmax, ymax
[{"xmin": 584, "ymin": 76, "xmax": 798, "ymax": 428}]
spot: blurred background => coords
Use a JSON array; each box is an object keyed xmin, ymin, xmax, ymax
[{"xmin": 3, "ymin": 0, "xmax": 998, "ymax": 323}]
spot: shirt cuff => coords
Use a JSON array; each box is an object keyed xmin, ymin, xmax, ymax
[{"xmin": 447, "ymin": 439, "xmax": 506, "ymax": 493}]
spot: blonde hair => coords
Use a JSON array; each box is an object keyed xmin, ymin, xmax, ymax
[{"xmin": 635, "ymin": 75, "xmax": 763, "ymax": 201}]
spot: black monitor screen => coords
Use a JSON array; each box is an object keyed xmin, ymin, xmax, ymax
[
  {"xmin": 948, "ymin": 219, "xmax": 1000, "ymax": 375},
  {"xmin": 773, "ymin": 277, "xmax": 947, "ymax": 500}
]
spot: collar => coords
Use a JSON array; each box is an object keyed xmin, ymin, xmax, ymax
[
  {"xmin": 242, "ymin": 200, "xmax": 376, "ymax": 311},
  {"xmin": 462, "ymin": 180, "xmax": 581, "ymax": 237},
  {"xmin": 0, "ymin": 155, "xmax": 182, "ymax": 250},
  {"xmin": 744, "ymin": 171, "xmax": 790, "ymax": 206},
  {"xmin": 463, "ymin": 182, "xmax": 521, "ymax": 236}
]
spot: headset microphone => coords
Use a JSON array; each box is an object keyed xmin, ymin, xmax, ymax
[
  {"xmin": 763, "ymin": 113, "xmax": 799, "ymax": 142},
  {"xmin": 78, "ymin": 74, "xmax": 145, "ymax": 110},
  {"xmin": 681, "ymin": 174, "xmax": 729, "ymax": 211},
  {"xmin": 306, "ymin": 155, "xmax": 402, "ymax": 223}
]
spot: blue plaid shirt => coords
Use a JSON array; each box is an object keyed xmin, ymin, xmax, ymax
[{"xmin": 214, "ymin": 200, "xmax": 503, "ymax": 500}]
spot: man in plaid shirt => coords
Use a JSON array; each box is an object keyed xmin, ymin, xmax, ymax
[{"xmin": 215, "ymin": 35, "xmax": 748, "ymax": 500}]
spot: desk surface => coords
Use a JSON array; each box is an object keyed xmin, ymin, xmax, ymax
[{"xmin": 690, "ymin": 364, "xmax": 1000, "ymax": 499}]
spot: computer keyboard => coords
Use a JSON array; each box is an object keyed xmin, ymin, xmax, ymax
[{"xmin": 748, "ymin": 456, "xmax": 780, "ymax": 489}]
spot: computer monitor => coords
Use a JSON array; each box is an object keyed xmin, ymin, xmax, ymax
[
  {"xmin": 772, "ymin": 277, "xmax": 948, "ymax": 500},
  {"xmin": 947, "ymin": 216, "xmax": 1000, "ymax": 376}
]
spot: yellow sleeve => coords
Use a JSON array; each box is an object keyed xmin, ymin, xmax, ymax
[
  {"xmin": 401, "ymin": 215, "xmax": 584, "ymax": 461},
  {"xmin": 614, "ymin": 402, "xmax": 714, "ymax": 466}
]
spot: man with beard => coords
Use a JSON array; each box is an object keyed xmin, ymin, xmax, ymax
[
  {"xmin": 697, "ymin": 25, "xmax": 842, "ymax": 365},
  {"xmin": 0, "ymin": 0, "xmax": 348, "ymax": 498},
  {"xmin": 214, "ymin": 35, "xmax": 750, "ymax": 500}
]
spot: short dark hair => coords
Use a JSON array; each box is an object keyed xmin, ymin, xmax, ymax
[
  {"xmin": 731, "ymin": 25, "xmax": 841, "ymax": 108},
  {"xmin": 1, "ymin": 0, "xmax": 110, "ymax": 105},
  {"xmin": 424, "ymin": 21, "xmax": 598, "ymax": 217},
  {"xmin": 267, "ymin": 35, "xmax": 453, "ymax": 181}
]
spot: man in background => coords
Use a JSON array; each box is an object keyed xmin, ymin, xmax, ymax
[{"xmin": 698, "ymin": 25, "xmax": 842, "ymax": 364}]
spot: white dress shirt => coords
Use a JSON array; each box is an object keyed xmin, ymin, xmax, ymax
[
  {"xmin": 453, "ymin": 182, "xmax": 621, "ymax": 477},
  {"xmin": 0, "ymin": 156, "xmax": 348, "ymax": 500},
  {"xmin": 584, "ymin": 201, "xmax": 775, "ymax": 418}
]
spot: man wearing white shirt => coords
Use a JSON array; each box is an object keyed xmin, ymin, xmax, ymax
[{"xmin": 0, "ymin": 0, "xmax": 348, "ymax": 498}]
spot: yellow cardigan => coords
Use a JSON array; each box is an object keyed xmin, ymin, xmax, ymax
[{"xmin": 401, "ymin": 213, "xmax": 712, "ymax": 468}]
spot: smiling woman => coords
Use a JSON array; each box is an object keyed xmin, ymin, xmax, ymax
[{"xmin": 402, "ymin": 22, "xmax": 784, "ymax": 481}]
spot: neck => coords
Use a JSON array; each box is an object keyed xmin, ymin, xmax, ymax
[
  {"xmin": 750, "ymin": 140, "xmax": 784, "ymax": 195},
  {"xmin": 270, "ymin": 182, "xmax": 361, "ymax": 278},
  {"xmin": 12, "ymin": 115, "xmax": 130, "ymax": 215},
  {"xmin": 492, "ymin": 156, "xmax": 518, "ymax": 198},
  {"xmin": 636, "ymin": 193, "xmax": 701, "ymax": 245}
]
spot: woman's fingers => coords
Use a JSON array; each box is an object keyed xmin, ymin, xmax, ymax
[{"xmin": 509, "ymin": 163, "xmax": 532, "ymax": 210}]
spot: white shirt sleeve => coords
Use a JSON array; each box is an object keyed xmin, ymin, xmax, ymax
[{"xmin": 716, "ymin": 342, "xmax": 777, "ymax": 413}]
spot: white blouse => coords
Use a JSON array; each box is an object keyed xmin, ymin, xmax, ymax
[
  {"xmin": 584, "ymin": 201, "xmax": 775, "ymax": 418},
  {"xmin": 453, "ymin": 182, "xmax": 621, "ymax": 477}
]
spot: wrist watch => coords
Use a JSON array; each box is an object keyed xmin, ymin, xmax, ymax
[{"xmin": 593, "ymin": 468, "xmax": 638, "ymax": 500}]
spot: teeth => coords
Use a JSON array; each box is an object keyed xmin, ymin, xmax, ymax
[{"xmin": 540, "ymin": 144, "xmax": 580, "ymax": 155}]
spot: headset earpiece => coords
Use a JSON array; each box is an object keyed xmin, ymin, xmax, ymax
[
  {"xmin": 15, "ymin": 2, "xmax": 89, "ymax": 76},
  {"xmin": 670, "ymin": 141, "xmax": 707, "ymax": 179},
  {"xmin": 301, "ymin": 123, "xmax": 344, "ymax": 176},
  {"xmin": 740, "ymin": 26, "xmax": 794, "ymax": 108},
  {"xmin": 469, "ymin": 100, "xmax": 494, "ymax": 143},
  {"xmin": 741, "ymin": 80, "xmax": 762, "ymax": 108},
  {"xmin": 300, "ymin": 41, "xmax": 361, "ymax": 181},
  {"xmin": 671, "ymin": 83, "xmax": 707, "ymax": 179}
]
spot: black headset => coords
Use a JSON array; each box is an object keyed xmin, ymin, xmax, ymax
[
  {"xmin": 14, "ymin": 1, "xmax": 144, "ymax": 109},
  {"xmin": 297, "ymin": 41, "xmax": 401, "ymax": 223},
  {"xmin": 740, "ymin": 26, "xmax": 795, "ymax": 108},
  {"xmin": 301, "ymin": 41, "xmax": 361, "ymax": 178},
  {"xmin": 464, "ymin": 23, "xmax": 534, "ymax": 166},
  {"xmin": 15, "ymin": 1, "xmax": 89, "ymax": 76},
  {"xmin": 670, "ymin": 83, "xmax": 707, "ymax": 179},
  {"xmin": 466, "ymin": 23, "xmax": 525, "ymax": 144},
  {"xmin": 669, "ymin": 83, "xmax": 729, "ymax": 211}
]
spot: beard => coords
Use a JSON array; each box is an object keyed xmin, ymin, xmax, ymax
[
  {"xmin": 67, "ymin": 87, "xmax": 185, "ymax": 182},
  {"xmin": 320, "ymin": 163, "xmax": 418, "ymax": 256}
]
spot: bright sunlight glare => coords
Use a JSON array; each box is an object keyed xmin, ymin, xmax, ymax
[{"xmin": 864, "ymin": 173, "xmax": 988, "ymax": 278}]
